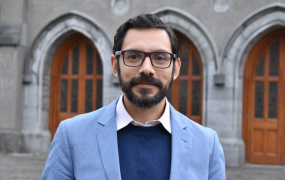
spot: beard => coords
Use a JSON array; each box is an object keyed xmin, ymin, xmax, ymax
[{"xmin": 117, "ymin": 62, "xmax": 175, "ymax": 109}]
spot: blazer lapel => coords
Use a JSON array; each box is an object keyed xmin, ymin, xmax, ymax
[
  {"xmin": 95, "ymin": 99, "xmax": 193, "ymax": 179},
  {"xmin": 169, "ymin": 106, "xmax": 192, "ymax": 180},
  {"xmin": 96, "ymin": 100, "xmax": 121, "ymax": 180}
]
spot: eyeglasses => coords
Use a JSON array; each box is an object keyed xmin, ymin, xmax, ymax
[{"xmin": 115, "ymin": 50, "xmax": 177, "ymax": 69}]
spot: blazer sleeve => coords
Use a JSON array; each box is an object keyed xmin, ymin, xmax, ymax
[
  {"xmin": 208, "ymin": 131, "xmax": 226, "ymax": 180},
  {"xmin": 41, "ymin": 121, "xmax": 75, "ymax": 180}
]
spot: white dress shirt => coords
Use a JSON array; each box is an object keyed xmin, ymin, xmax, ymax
[{"xmin": 116, "ymin": 94, "xmax": 171, "ymax": 134}]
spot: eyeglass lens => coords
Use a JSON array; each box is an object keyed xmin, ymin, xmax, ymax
[{"xmin": 123, "ymin": 51, "xmax": 171, "ymax": 68}]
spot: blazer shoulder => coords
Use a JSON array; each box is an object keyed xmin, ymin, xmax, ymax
[
  {"xmin": 171, "ymin": 106, "xmax": 216, "ymax": 139},
  {"xmin": 61, "ymin": 99, "xmax": 118, "ymax": 132}
]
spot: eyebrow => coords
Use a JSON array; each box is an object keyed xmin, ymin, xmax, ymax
[{"xmin": 123, "ymin": 49, "xmax": 171, "ymax": 53}]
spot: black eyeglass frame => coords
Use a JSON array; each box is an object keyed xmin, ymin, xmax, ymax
[{"xmin": 115, "ymin": 50, "xmax": 178, "ymax": 69}]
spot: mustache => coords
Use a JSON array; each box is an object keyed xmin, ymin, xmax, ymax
[{"xmin": 129, "ymin": 75, "xmax": 163, "ymax": 88}]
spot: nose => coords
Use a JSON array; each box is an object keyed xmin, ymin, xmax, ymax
[{"xmin": 138, "ymin": 56, "xmax": 155, "ymax": 76}]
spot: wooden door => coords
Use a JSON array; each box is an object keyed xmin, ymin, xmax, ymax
[
  {"xmin": 243, "ymin": 28, "xmax": 285, "ymax": 164},
  {"xmin": 49, "ymin": 34, "xmax": 103, "ymax": 138},
  {"xmin": 167, "ymin": 31, "xmax": 203, "ymax": 124}
]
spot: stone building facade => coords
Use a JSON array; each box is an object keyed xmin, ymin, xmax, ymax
[{"xmin": 1, "ymin": 0, "xmax": 285, "ymax": 166}]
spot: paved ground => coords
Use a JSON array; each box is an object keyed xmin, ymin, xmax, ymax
[
  {"xmin": 0, "ymin": 153, "xmax": 285, "ymax": 180},
  {"xmin": 226, "ymin": 164, "xmax": 285, "ymax": 180},
  {"xmin": 0, "ymin": 153, "xmax": 47, "ymax": 180}
]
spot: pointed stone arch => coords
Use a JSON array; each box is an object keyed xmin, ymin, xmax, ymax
[
  {"xmin": 22, "ymin": 11, "xmax": 112, "ymax": 153},
  {"xmin": 222, "ymin": 3, "xmax": 285, "ymax": 77},
  {"xmin": 153, "ymin": 7, "xmax": 219, "ymax": 73},
  {"xmin": 220, "ymin": 3, "xmax": 285, "ymax": 165}
]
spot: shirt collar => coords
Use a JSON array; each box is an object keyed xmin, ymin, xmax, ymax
[{"xmin": 116, "ymin": 94, "xmax": 171, "ymax": 134}]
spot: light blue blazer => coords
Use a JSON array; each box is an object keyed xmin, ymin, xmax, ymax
[{"xmin": 41, "ymin": 98, "xmax": 225, "ymax": 180}]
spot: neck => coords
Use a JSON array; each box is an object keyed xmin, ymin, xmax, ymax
[{"xmin": 123, "ymin": 94, "xmax": 166, "ymax": 124}]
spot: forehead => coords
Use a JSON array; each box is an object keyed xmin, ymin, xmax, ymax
[{"xmin": 121, "ymin": 28, "xmax": 172, "ymax": 52}]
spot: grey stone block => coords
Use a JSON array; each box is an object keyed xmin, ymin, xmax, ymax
[
  {"xmin": 22, "ymin": 130, "xmax": 51, "ymax": 153},
  {"xmin": 220, "ymin": 138, "xmax": 245, "ymax": 166},
  {"xmin": 0, "ymin": 23, "xmax": 26, "ymax": 46},
  {"xmin": 213, "ymin": 73, "xmax": 225, "ymax": 86},
  {"xmin": 0, "ymin": 129, "xmax": 24, "ymax": 153}
]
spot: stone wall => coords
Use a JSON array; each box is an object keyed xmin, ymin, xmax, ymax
[{"xmin": 1, "ymin": 0, "xmax": 285, "ymax": 166}]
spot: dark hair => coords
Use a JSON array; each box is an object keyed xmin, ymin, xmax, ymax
[{"xmin": 113, "ymin": 14, "xmax": 179, "ymax": 57}]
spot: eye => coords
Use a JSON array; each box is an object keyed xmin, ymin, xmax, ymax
[
  {"xmin": 125, "ymin": 51, "xmax": 143, "ymax": 60},
  {"xmin": 130, "ymin": 54, "xmax": 138, "ymax": 59},
  {"xmin": 155, "ymin": 55, "xmax": 166, "ymax": 60},
  {"xmin": 152, "ymin": 53, "xmax": 168, "ymax": 62}
]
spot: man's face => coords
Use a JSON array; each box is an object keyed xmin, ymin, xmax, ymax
[{"xmin": 112, "ymin": 28, "xmax": 180, "ymax": 108}]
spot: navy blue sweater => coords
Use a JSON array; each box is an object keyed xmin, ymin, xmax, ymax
[{"xmin": 117, "ymin": 123, "xmax": 171, "ymax": 180}]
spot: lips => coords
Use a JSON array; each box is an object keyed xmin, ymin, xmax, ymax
[
  {"xmin": 136, "ymin": 82, "xmax": 156, "ymax": 88},
  {"xmin": 138, "ymin": 81, "xmax": 156, "ymax": 85}
]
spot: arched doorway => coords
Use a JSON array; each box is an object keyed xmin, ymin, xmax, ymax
[
  {"xmin": 167, "ymin": 31, "xmax": 203, "ymax": 124},
  {"xmin": 243, "ymin": 28, "xmax": 285, "ymax": 164},
  {"xmin": 49, "ymin": 33, "xmax": 103, "ymax": 138}
]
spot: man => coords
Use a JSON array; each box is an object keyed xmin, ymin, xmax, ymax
[{"xmin": 42, "ymin": 14, "xmax": 225, "ymax": 180}]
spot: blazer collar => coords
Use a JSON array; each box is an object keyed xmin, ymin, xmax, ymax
[
  {"xmin": 169, "ymin": 104, "xmax": 193, "ymax": 180},
  {"xmin": 96, "ymin": 98, "xmax": 122, "ymax": 180},
  {"xmin": 96, "ymin": 99, "xmax": 193, "ymax": 180}
]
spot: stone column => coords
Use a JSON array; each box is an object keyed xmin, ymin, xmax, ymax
[{"xmin": 0, "ymin": 0, "xmax": 27, "ymax": 153}]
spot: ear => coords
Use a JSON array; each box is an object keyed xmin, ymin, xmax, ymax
[
  {"xmin": 111, "ymin": 54, "xmax": 119, "ymax": 78},
  {"xmin": 173, "ymin": 58, "xmax": 181, "ymax": 80}
]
